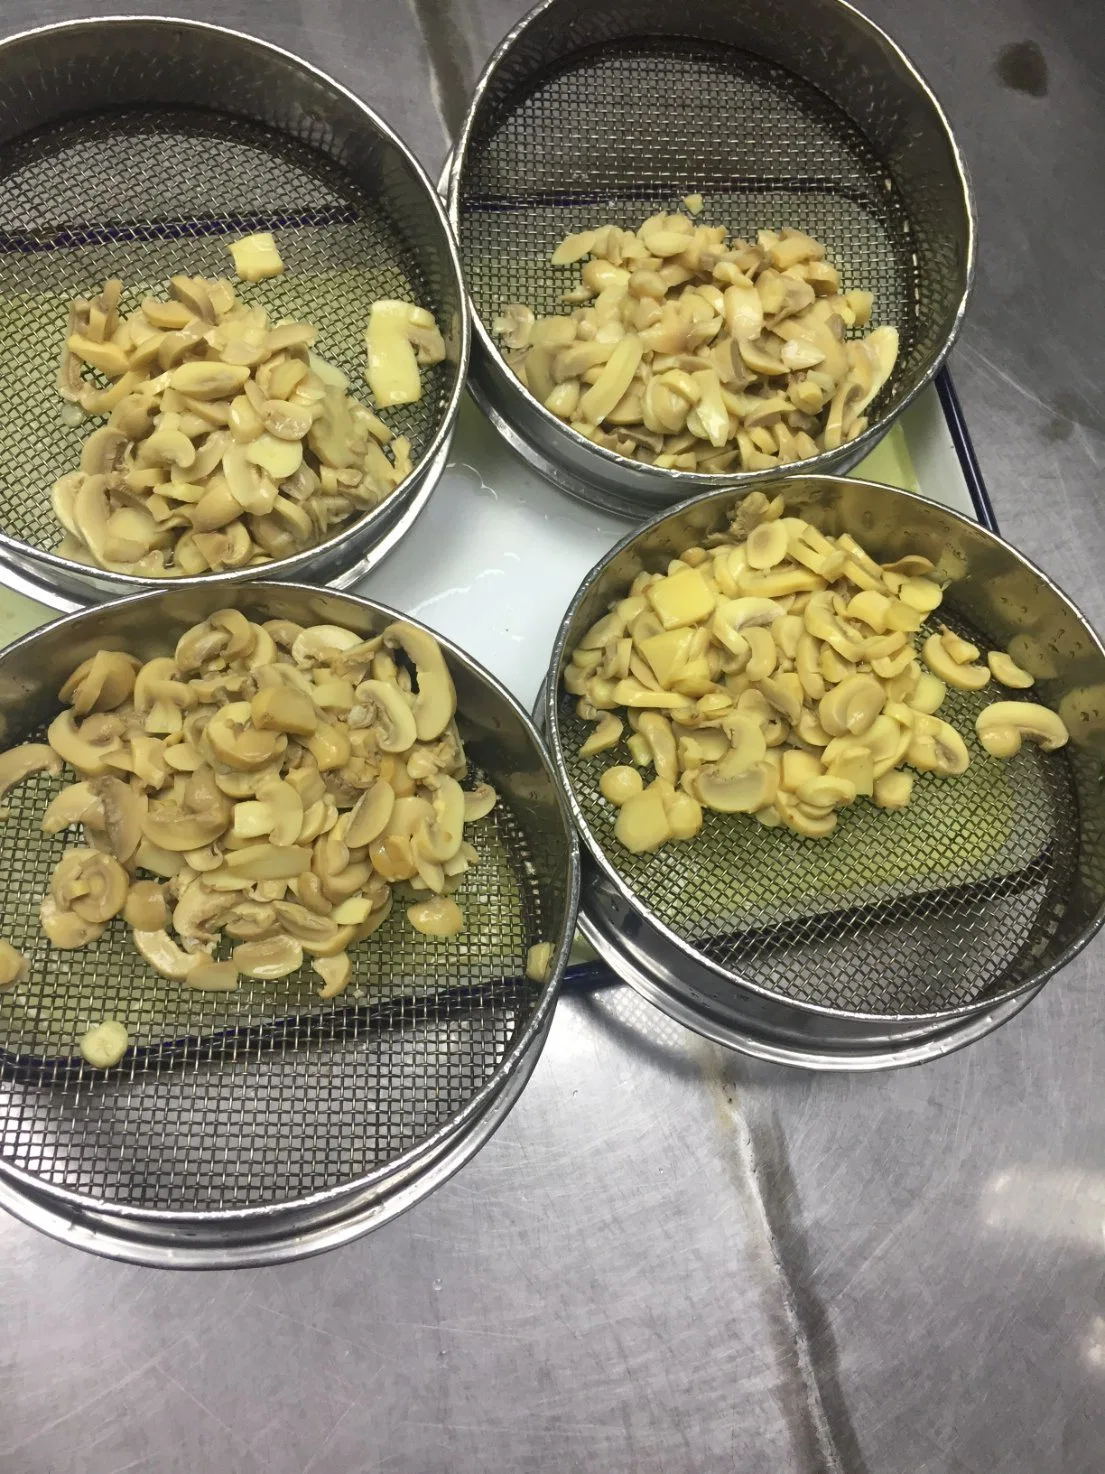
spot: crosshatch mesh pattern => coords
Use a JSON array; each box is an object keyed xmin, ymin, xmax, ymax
[
  {"xmin": 0, "ymin": 108, "xmax": 450, "ymax": 556},
  {"xmin": 0, "ymin": 746, "xmax": 548, "ymax": 1212},
  {"xmin": 563, "ymin": 610, "xmax": 1081, "ymax": 1018},
  {"xmin": 459, "ymin": 42, "xmax": 923, "ymax": 405}
]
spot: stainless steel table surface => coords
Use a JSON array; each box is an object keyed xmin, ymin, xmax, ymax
[{"xmin": 2, "ymin": 3, "xmax": 1103, "ymax": 1472}]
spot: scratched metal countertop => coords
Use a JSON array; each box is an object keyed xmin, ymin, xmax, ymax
[{"xmin": 2, "ymin": 3, "xmax": 1104, "ymax": 1472}]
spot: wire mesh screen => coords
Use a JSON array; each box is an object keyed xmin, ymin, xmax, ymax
[
  {"xmin": 562, "ymin": 609, "xmax": 1081, "ymax": 1018},
  {"xmin": 0, "ymin": 107, "xmax": 450, "ymax": 556},
  {"xmin": 459, "ymin": 41, "xmax": 921, "ymax": 398},
  {"xmin": 0, "ymin": 742, "xmax": 548, "ymax": 1212}
]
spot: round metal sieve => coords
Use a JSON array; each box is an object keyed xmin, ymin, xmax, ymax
[
  {"xmin": 545, "ymin": 478, "xmax": 1105, "ymax": 1068},
  {"xmin": 447, "ymin": 0, "xmax": 974, "ymax": 518},
  {"xmin": 0, "ymin": 18, "xmax": 469, "ymax": 610},
  {"xmin": 0, "ymin": 584, "xmax": 578, "ymax": 1265}
]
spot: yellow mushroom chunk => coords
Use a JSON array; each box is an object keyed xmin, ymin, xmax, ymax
[
  {"xmin": 79, "ymin": 1019, "xmax": 130, "ymax": 1069},
  {"xmin": 873, "ymin": 771, "xmax": 914, "ymax": 809},
  {"xmin": 975, "ymin": 702, "xmax": 1070, "ymax": 759},
  {"xmin": 525, "ymin": 941, "xmax": 554, "ymax": 983},
  {"xmin": 614, "ymin": 785, "xmax": 672, "ymax": 853},
  {"xmin": 313, "ymin": 951, "xmax": 352, "ymax": 998},
  {"xmin": 0, "ymin": 938, "xmax": 29, "ymax": 988},
  {"xmin": 407, "ymin": 896, "xmax": 464, "ymax": 937},
  {"xmin": 600, "ymin": 765, "xmax": 644, "ymax": 805},
  {"xmin": 227, "ymin": 231, "xmax": 284, "ymax": 282}
]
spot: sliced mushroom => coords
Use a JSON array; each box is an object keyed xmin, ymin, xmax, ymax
[
  {"xmin": 0, "ymin": 743, "xmax": 63, "ymax": 816},
  {"xmin": 233, "ymin": 934, "xmax": 304, "ymax": 979},
  {"xmin": 79, "ymin": 1019, "xmax": 130, "ymax": 1069},
  {"xmin": 40, "ymin": 894, "xmax": 106, "ymax": 949},
  {"xmin": 133, "ymin": 929, "xmax": 209, "ymax": 980},
  {"xmin": 0, "ymin": 938, "xmax": 29, "ymax": 989},
  {"xmin": 976, "ymin": 702, "xmax": 1069, "ymax": 758}
]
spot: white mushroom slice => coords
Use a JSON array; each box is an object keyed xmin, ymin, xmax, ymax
[
  {"xmin": 0, "ymin": 938, "xmax": 29, "ymax": 989},
  {"xmin": 79, "ymin": 1019, "xmax": 130, "ymax": 1069},
  {"xmin": 354, "ymin": 679, "xmax": 417, "ymax": 753},
  {"xmin": 382, "ymin": 622, "xmax": 457, "ymax": 741},
  {"xmin": 365, "ymin": 300, "xmax": 428, "ymax": 408},
  {"xmin": 0, "ymin": 743, "xmax": 63, "ymax": 816},
  {"xmin": 41, "ymin": 780, "xmax": 103, "ymax": 834},
  {"xmin": 40, "ymin": 894, "xmax": 106, "ymax": 949},
  {"xmin": 133, "ymin": 929, "xmax": 210, "ymax": 980},
  {"xmin": 233, "ymin": 935, "xmax": 304, "ymax": 978},
  {"xmin": 976, "ymin": 702, "xmax": 1069, "ymax": 758}
]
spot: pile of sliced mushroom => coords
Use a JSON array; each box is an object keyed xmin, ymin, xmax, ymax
[
  {"xmin": 0, "ymin": 616, "xmax": 499, "ymax": 1021},
  {"xmin": 566, "ymin": 492, "xmax": 1070, "ymax": 852},
  {"xmin": 495, "ymin": 216, "xmax": 898, "ymax": 472},
  {"xmin": 54, "ymin": 274, "xmax": 444, "ymax": 575}
]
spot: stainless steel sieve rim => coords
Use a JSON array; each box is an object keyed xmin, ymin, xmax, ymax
[
  {"xmin": 0, "ymin": 580, "xmax": 581, "ymax": 1230},
  {"xmin": 576, "ymin": 870, "xmax": 1045, "ymax": 1070},
  {"xmin": 0, "ymin": 1008, "xmax": 556, "ymax": 1267},
  {"xmin": 445, "ymin": 0, "xmax": 976, "ymax": 507},
  {"xmin": 544, "ymin": 476, "xmax": 1105, "ymax": 1027},
  {"xmin": 0, "ymin": 15, "xmax": 471, "ymax": 606}
]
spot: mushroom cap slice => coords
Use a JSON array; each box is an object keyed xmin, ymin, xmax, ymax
[
  {"xmin": 382, "ymin": 622, "xmax": 457, "ymax": 741},
  {"xmin": 40, "ymin": 894, "xmax": 106, "ymax": 948},
  {"xmin": 47, "ymin": 710, "xmax": 124, "ymax": 777},
  {"xmin": 694, "ymin": 759, "xmax": 778, "ymax": 814},
  {"xmin": 143, "ymin": 801, "xmax": 228, "ymax": 852},
  {"xmin": 354, "ymin": 679, "xmax": 417, "ymax": 753},
  {"xmin": 59, "ymin": 650, "xmax": 138, "ymax": 714},
  {"xmin": 0, "ymin": 743, "xmax": 63, "ymax": 810},
  {"xmin": 204, "ymin": 702, "xmax": 287, "ymax": 771},
  {"xmin": 233, "ymin": 934, "xmax": 304, "ymax": 979},
  {"xmin": 134, "ymin": 929, "xmax": 210, "ymax": 980},
  {"xmin": 976, "ymin": 701, "xmax": 1069, "ymax": 757},
  {"xmin": 88, "ymin": 775, "xmax": 145, "ymax": 860}
]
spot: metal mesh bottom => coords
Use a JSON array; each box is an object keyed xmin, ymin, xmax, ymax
[
  {"xmin": 459, "ymin": 41, "xmax": 921, "ymax": 397},
  {"xmin": 564, "ymin": 611, "xmax": 1081, "ymax": 1017},
  {"xmin": 0, "ymin": 749, "xmax": 547, "ymax": 1212},
  {"xmin": 0, "ymin": 108, "xmax": 449, "ymax": 555}
]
